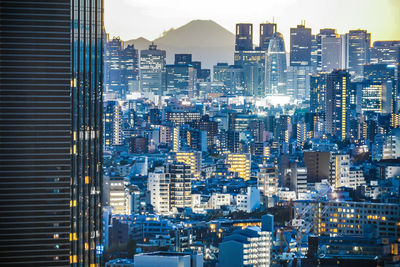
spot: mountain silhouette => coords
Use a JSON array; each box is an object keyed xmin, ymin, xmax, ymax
[{"xmin": 125, "ymin": 20, "xmax": 235, "ymax": 70}]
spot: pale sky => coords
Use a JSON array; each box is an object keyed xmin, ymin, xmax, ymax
[{"xmin": 105, "ymin": 0, "xmax": 400, "ymax": 44}]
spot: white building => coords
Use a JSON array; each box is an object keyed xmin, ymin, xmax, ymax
[
  {"xmin": 109, "ymin": 177, "xmax": 132, "ymax": 215},
  {"xmin": 219, "ymin": 227, "xmax": 272, "ymax": 267},
  {"xmin": 277, "ymin": 188, "xmax": 297, "ymax": 201},
  {"xmin": 257, "ymin": 165, "xmax": 277, "ymax": 198},
  {"xmin": 148, "ymin": 167, "xmax": 170, "ymax": 215},
  {"xmin": 208, "ymin": 193, "xmax": 233, "ymax": 209},
  {"xmin": 236, "ymin": 187, "xmax": 260, "ymax": 213},
  {"xmin": 345, "ymin": 167, "xmax": 366, "ymax": 189}
]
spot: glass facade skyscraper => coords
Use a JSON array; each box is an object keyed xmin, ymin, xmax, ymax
[
  {"xmin": 0, "ymin": 0, "xmax": 103, "ymax": 266},
  {"xmin": 235, "ymin": 23, "xmax": 253, "ymax": 51},
  {"xmin": 346, "ymin": 29, "xmax": 371, "ymax": 81},
  {"xmin": 290, "ymin": 24, "xmax": 312, "ymax": 66}
]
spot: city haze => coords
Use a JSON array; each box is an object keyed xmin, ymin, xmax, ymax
[{"xmin": 105, "ymin": 0, "xmax": 400, "ymax": 46}]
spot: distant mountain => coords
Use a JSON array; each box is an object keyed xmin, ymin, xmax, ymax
[
  {"xmin": 125, "ymin": 20, "xmax": 235, "ymax": 70},
  {"xmin": 125, "ymin": 37, "xmax": 152, "ymax": 51}
]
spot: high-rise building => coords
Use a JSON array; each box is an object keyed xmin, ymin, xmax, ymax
[
  {"xmin": 169, "ymin": 151, "xmax": 202, "ymax": 179},
  {"xmin": 345, "ymin": 30, "xmax": 371, "ymax": 81},
  {"xmin": 310, "ymin": 73, "xmax": 328, "ymax": 113},
  {"xmin": 109, "ymin": 177, "xmax": 132, "ymax": 215},
  {"xmin": 104, "ymin": 101, "xmax": 123, "ymax": 149},
  {"xmin": 219, "ymin": 227, "xmax": 272, "ymax": 267},
  {"xmin": 174, "ymin": 54, "xmax": 192, "ymax": 65},
  {"xmin": 290, "ymin": 24, "xmax": 313, "ymax": 66},
  {"xmin": 370, "ymin": 41, "xmax": 400, "ymax": 65},
  {"xmin": 259, "ymin": 23, "xmax": 277, "ymax": 51},
  {"xmin": 266, "ymin": 33, "xmax": 287, "ymax": 95},
  {"xmin": 166, "ymin": 59, "xmax": 197, "ymax": 97},
  {"xmin": 168, "ymin": 162, "xmax": 192, "ymax": 210},
  {"xmin": 140, "ymin": 43, "xmax": 166, "ymax": 95},
  {"xmin": 225, "ymin": 153, "xmax": 251, "ymax": 180},
  {"xmin": 234, "ymin": 50, "xmax": 267, "ymax": 96},
  {"xmin": 104, "ymin": 37, "xmax": 139, "ymax": 99},
  {"xmin": 235, "ymin": 23, "xmax": 253, "ymax": 51},
  {"xmin": 321, "ymin": 33, "xmax": 344, "ymax": 72},
  {"xmin": 315, "ymin": 29, "xmax": 345, "ymax": 73},
  {"xmin": 364, "ymin": 63, "xmax": 397, "ymax": 113},
  {"xmin": 148, "ymin": 167, "xmax": 171, "ymax": 215},
  {"xmin": 0, "ymin": 1, "xmax": 103, "ymax": 265},
  {"xmin": 257, "ymin": 166, "xmax": 278, "ymax": 197},
  {"xmin": 325, "ymin": 70, "xmax": 351, "ymax": 140}
]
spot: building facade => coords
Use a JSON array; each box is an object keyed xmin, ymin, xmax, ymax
[{"xmin": 0, "ymin": 1, "xmax": 103, "ymax": 265}]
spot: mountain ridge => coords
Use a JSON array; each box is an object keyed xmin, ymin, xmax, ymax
[{"xmin": 124, "ymin": 20, "xmax": 235, "ymax": 69}]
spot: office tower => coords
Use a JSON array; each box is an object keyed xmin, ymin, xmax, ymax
[
  {"xmin": 174, "ymin": 54, "xmax": 192, "ymax": 65},
  {"xmin": 168, "ymin": 162, "xmax": 192, "ymax": 209},
  {"xmin": 321, "ymin": 32, "xmax": 344, "ymax": 72},
  {"xmin": 104, "ymin": 37, "xmax": 139, "ymax": 99},
  {"xmin": 0, "ymin": 1, "xmax": 103, "ymax": 266},
  {"xmin": 234, "ymin": 50, "xmax": 267, "ymax": 96},
  {"xmin": 290, "ymin": 24, "xmax": 313, "ymax": 66},
  {"xmin": 370, "ymin": 41, "xmax": 400, "ymax": 64},
  {"xmin": 140, "ymin": 43, "xmax": 166, "ymax": 95},
  {"xmin": 286, "ymin": 65, "xmax": 313, "ymax": 100},
  {"xmin": 315, "ymin": 29, "xmax": 337, "ymax": 71},
  {"xmin": 235, "ymin": 23, "xmax": 253, "ymax": 51},
  {"xmin": 213, "ymin": 63, "xmax": 229, "ymax": 82},
  {"xmin": 364, "ymin": 63, "xmax": 397, "ymax": 113},
  {"xmin": 266, "ymin": 32, "xmax": 287, "ymax": 95},
  {"xmin": 225, "ymin": 154, "xmax": 251, "ymax": 180},
  {"xmin": 166, "ymin": 57, "xmax": 197, "ymax": 97},
  {"xmin": 310, "ymin": 73, "xmax": 328, "ymax": 113},
  {"xmin": 275, "ymin": 115, "xmax": 292, "ymax": 143},
  {"xmin": 345, "ymin": 30, "xmax": 371, "ymax": 81},
  {"xmin": 325, "ymin": 70, "xmax": 351, "ymax": 140},
  {"xmin": 104, "ymin": 101, "xmax": 123, "ymax": 149},
  {"xmin": 259, "ymin": 23, "xmax": 277, "ymax": 51},
  {"xmin": 360, "ymin": 81, "xmax": 389, "ymax": 114},
  {"xmin": 122, "ymin": 44, "xmax": 139, "ymax": 93}
]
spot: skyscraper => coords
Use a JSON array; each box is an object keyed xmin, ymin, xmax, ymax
[
  {"xmin": 315, "ymin": 29, "xmax": 337, "ymax": 71},
  {"xmin": 266, "ymin": 33, "xmax": 287, "ymax": 95},
  {"xmin": 259, "ymin": 23, "xmax": 277, "ymax": 51},
  {"xmin": 234, "ymin": 50, "xmax": 267, "ymax": 96},
  {"xmin": 290, "ymin": 24, "xmax": 313, "ymax": 66},
  {"xmin": 320, "ymin": 31, "xmax": 344, "ymax": 72},
  {"xmin": 370, "ymin": 41, "xmax": 400, "ymax": 64},
  {"xmin": 139, "ymin": 43, "xmax": 166, "ymax": 95},
  {"xmin": 310, "ymin": 73, "xmax": 328, "ymax": 114},
  {"xmin": 104, "ymin": 37, "xmax": 139, "ymax": 99},
  {"xmin": 0, "ymin": 1, "xmax": 103, "ymax": 266},
  {"xmin": 325, "ymin": 70, "xmax": 351, "ymax": 140},
  {"xmin": 346, "ymin": 30, "xmax": 371, "ymax": 81},
  {"xmin": 235, "ymin": 23, "xmax": 253, "ymax": 51}
]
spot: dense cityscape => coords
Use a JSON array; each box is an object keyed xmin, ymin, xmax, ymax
[{"xmin": 1, "ymin": 1, "xmax": 400, "ymax": 267}]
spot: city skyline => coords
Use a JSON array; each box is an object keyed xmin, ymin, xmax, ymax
[{"xmin": 105, "ymin": 0, "xmax": 400, "ymax": 45}]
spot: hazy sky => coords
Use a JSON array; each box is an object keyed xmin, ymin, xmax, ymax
[{"xmin": 105, "ymin": 0, "xmax": 400, "ymax": 44}]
